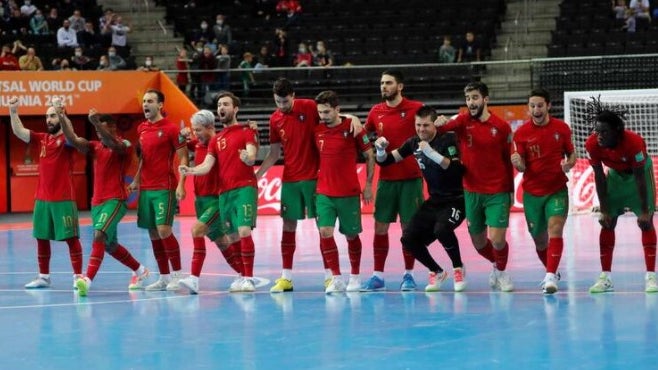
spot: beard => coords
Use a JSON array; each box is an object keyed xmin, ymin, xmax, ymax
[
  {"xmin": 382, "ymin": 90, "xmax": 399, "ymax": 102},
  {"xmin": 47, "ymin": 123, "xmax": 61, "ymax": 134},
  {"xmin": 469, "ymin": 105, "xmax": 484, "ymax": 119}
]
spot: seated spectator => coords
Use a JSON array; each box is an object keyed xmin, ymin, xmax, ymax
[
  {"xmin": 276, "ymin": 0, "xmax": 302, "ymax": 28},
  {"xmin": 52, "ymin": 58, "xmax": 74, "ymax": 71},
  {"xmin": 46, "ymin": 8, "xmax": 62, "ymax": 34},
  {"xmin": 438, "ymin": 36, "xmax": 456, "ymax": 63},
  {"xmin": 254, "ymin": 44, "xmax": 273, "ymax": 70},
  {"xmin": 18, "ymin": 46, "xmax": 44, "ymax": 70},
  {"xmin": 457, "ymin": 31, "xmax": 481, "ymax": 63},
  {"xmin": 293, "ymin": 42, "xmax": 312, "ymax": 67},
  {"xmin": 7, "ymin": 8, "xmax": 28, "ymax": 35},
  {"xmin": 29, "ymin": 9, "xmax": 49, "ymax": 35},
  {"xmin": 107, "ymin": 46, "xmax": 126, "ymax": 70},
  {"xmin": 70, "ymin": 46, "xmax": 93, "ymax": 70},
  {"xmin": 137, "ymin": 55, "xmax": 160, "ymax": 71},
  {"xmin": 212, "ymin": 14, "xmax": 232, "ymax": 48},
  {"xmin": 0, "ymin": 44, "xmax": 20, "ymax": 70},
  {"xmin": 176, "ymin": 48, "xmax": 191, "ymax": 93},
  {"xmin": 68, "ymin": 9, "xmax": 86, "ymax": 33},
  {"xmin": 11, "ymin": 39, "xmax": 27, "ymax": 57},
  {"xmin": 78, "ymin": 21, "xmax": 101, "ymax": 51},
  {"xmin": 313, "ymin": 40, "xmax": 333, "ymax": 67},
  {"xmin": 238, "ymin": 52, "xmax": 256, "ymax": 97},
  {"xmin": 19, "ymin": 0, "xmax": 37, "ymax": 17},
  {"xmin": 57, "ymin": 19, "xmax": 79, "ymax": 48},
  {"xmin": 97, "ymin": 54, "xmax": 111, "ymax": 71}
]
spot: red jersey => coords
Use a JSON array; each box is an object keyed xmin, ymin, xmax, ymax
[
  {"xmin": 208, "ymin": 124, "xmax": 259, "ymax": 194},
  {"xmin": 365, "ymin": 98, "xmax": 423, "ymax": 181},
  {"xmin": 188, "ymin": 139, "xmax": 220, "ymax": 196},
  {"xmin": 89, "ymin": 139, "xmax": 132, "ymax": 206},
  {"xmin": 585, "ymin": 129, "xmax": 647, "ymax": 171},
  {"xmin": 513, "ymin": 117, "xmax": 575, "ymax": 196},
  {"xmin": 315, "ymin": 117, "xmax": 372, "ymax": 197},
  {"xmin": 269, "ymin": 98, "xmax": 320, "ymax": 182},
  {"xmin": 0, "ymin": 54, "xmax": 20, "ymax": 70},
  {"xmin": 31, "ymin": 131, "xmax": 75, "ymax": 201},
  {"xmin": 438, "ymin": 112, "xmax": 513, "ymax": 194},
  {"xmin": 137, "ymin": 117, "xmax": 186, "ymax": 191}
]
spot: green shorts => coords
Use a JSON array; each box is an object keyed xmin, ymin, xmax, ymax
[
  {"xmin": 137, "ymin": 190, "xmax": 177, "ymax": 230},
  {"xmin": 373, "ymin": 178, "xmax": 423, "ymax": 224},
  {"xmin": 218, "ymin": 186, "xmax": 257, "ymax": 236},
  {"xmin": 316, "ymin": 194, "xmax": 362, "ymax": 236},
  {"xmin": 91, "ymin": 199, "xmax": 127, "ymax": 246},
  {"xmin": 606, "ymin": 158, "xmax": 656, "ymax": 216},
  {"xmin": 464, "ymin": 190, "xmax": 511, "ymax": 234},
  {"xmin": 280, "ymin": 180, "xmax": 317, "ymax": 220},
  {"xmin": 195, "ymin": 195, "xmax": 221, "ymax": 241},
  {"xmin": 522, "ymin": 188, "xmax": 568, "ymax": 237},
  {"xmin": 32, "ymin": 200, "xmax": 79, "ymax": 241}
]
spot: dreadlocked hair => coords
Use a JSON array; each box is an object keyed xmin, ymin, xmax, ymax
[{"xmin": 586, "ymin": 95, "xmax": 628, "ymax": 132}]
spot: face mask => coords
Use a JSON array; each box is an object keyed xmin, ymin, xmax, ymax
[
  {"xmin": 216, "ymin": 20, "xmax": 223, "ymax": 25},
  {"xmin": 74, "ymin": 51, "xmax": 82, "ymax": 57},
  {"xmin": 100, "ymin": 61, "xmax": 107, "ymax": 66},
  {"xmin": 108, "ymin": 52, "xmax": 116, "ymax": 57},
  {"xmin": 145, "ymin": 60, "xmax": 152, "ymax": 66},
  {"xmin": 196, "ymin": 48, "xmax": 203, "ymax": 52},
  {"xmin": 61, "ymin": 64, "xmax": 69, "ymax": 68},
  {"xmin": 299, "ymin": 48, "xmax": 306, "ymax": 53},
  {"xmin": 35, "ymin": 14, "xmax": 43, "ymax": 20},
  {"xmin": 201, "ymin": 23, "xmax": 207, "ymax": 30},
  {"xmin": 25, "ymin": 1, "xmax": 31, "ymax": 5}
]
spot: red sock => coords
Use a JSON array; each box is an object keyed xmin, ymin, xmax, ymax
[
  {"xmin": 320, "ymin": 236, "xmax": 341, "ymax": 275},
  {"xmin": 319, "ymin": 232, "xmax": 328, "ymax": 269},
  {"xmin": 347, "ymin": 236, "xmax": 362, "ymax": 275},
  {"xmin": 493, "ymin": 242, "xmax": 509, "ymax": 271},
  {"xmin": 86, "ymin": 241, "xmax": 105, "ymax": 280},
  {"xmin": 151, "ymin": 238, "xmax": 169, "ymax": 274},
  {"xmin": 66, "ymin": 238, "xmax": 83, "ymax": 275},
  {"xmin": 642, "ymin": 229, "xmax": 657, "ymax": 272},
  {"xmin": 373, "ymin": 233, "xmax": 389, "ymax": 272},
  {"xmin": 221, "ymin": 241, "xmax": 243, "ymax": 275},
  {"xmin": 476, "ymin": 239, "xmax": 496, "ymax": 263},
  {"xmin": 109, "ymin": 244, "xmax": 140, "ymax": 271},
  {"xmin": 599, "ymin": 229, "xmax": 615, "ymax": 271},
  {"xmin": 546, "ymin": 237, "xmax": 563, "ymax": 274},
  {"xmin": 281, "ymin": 230, "xmax": 296, "ymax": 270},
  {"xmin": 36, "ymin": 239, "xmax": 51, "ymax": 274},
  {"xmin": 403, "ymin": 247, "xmax": 415, "ymax": 270},
  {"xmin": 240, "ymin": 235, "xmax": 255, "ymax": 277},
  {"xmin": 536, "ymin": 248, "xmax": 547, "ymax": 268},
  {"xmin": 191, "ymin": 237, "xmax": 206, "ymax": 277},
  {"xmin": 162, "ymin": 234, "xmax": 181, "ymax": 271}
]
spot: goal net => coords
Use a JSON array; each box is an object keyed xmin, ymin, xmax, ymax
[{"xmin": 564, "ymin": 89, "xmax": 658, "ymax": 214}]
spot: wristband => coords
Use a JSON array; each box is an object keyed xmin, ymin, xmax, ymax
[{"xmin": 421, "ymin": 145, "xmax": 445, "ymax": 164}]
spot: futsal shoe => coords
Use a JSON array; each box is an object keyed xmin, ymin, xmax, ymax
[
  {"xmin": 179, "ymin": 275, "xmax": 200, "ymax": 294},
  {"xmin": 360, "ymin": 275, "xmax": 386, "ymax": 292},
  {"xmin": 400, "ymin": 273, "xmax": 417, "ymax": 291},
  {"xmin": 453, "ymin": 267, "xmax": 466, "ymax": 292},
  {"xmin": 346, "ymin": 275, "xmax": 362, "ymax": 292},
  {"xmin": 425, "ymin": 270, "xmax": 448, "ymax": 292},
  {"xmin": 25, "ymin": 276, "xmax": 51, "ymax": 289},
  {"xmin": 325, "ymin": 276, "xmax": 346, "ymax": 294},
  {"xmin": 229, "ymin": 276, "xmax": 244, "ymax": 292},
  {"xmin": 76, "ymin": 276, "xmax": 92, "ymax": 297},
  {"xmin": 270, "ymin": 278, "xmax": 294, "ymax": 293},
  {"xmin": 128, "ymin": 267, "xmax": 151, "ymax": 290},
  {"xmin": 166, "ymin": 271, "xmax": 182, "ymax": 291},
  {"xmin": 589, "ymin": 272, "xmax": 614, "ymax": 293},
  {"xmin": 145, "ymin": 277, "xmax": 169, "ymax": 291},
  {"xmin": 541, "ymin": 273, "xmax": 559, "ymax": 294},
  {"xmin": 645, "ymin": 272, "xmax": 658, "ymax": 293},
  {"xmin": 497, "ymin": 271, "xmax": 514, "ymax": 292}
]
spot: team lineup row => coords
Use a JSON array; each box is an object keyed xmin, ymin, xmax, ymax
[{"xmin": 6, "ymin": 71, "xmax": 657, "ymax": 297}]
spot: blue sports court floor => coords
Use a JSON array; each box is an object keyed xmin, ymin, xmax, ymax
[{"xmin": 0, "ymin": 212, "xmax": 656, "ymax": 369}]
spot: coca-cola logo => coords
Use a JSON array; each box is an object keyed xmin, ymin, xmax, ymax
[{"xmin": 257, "ymin": 176, "xmax": 281, "ymax": 212}]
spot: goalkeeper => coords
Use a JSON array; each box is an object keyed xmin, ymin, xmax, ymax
[
  {"xmin": 375, "ymin": 105, "xmax": 466, "ymax": 292},
  {"xmin": 511, "ymin": 89, "xmax": 576, "ymax": 294},
  {"xmin": 585, "ymin": 98, "xmax": 658, "ymax": 293}
]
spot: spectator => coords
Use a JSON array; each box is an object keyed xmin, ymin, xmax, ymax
[
  {"xmin": 212, "ymin": 14, "xmax": 232, "ymax": 48},
  {"xmin": 188, "ymin": 41, "xmax": 204, "ymax": 101},
  {"xmin": 99, "ymin": 8, "xmax": 114, "ymax": 31},
  {"xmin": 0, "ymin": 43, "xmax": 20, "ymax": 70},
  {"xmin": 18, "ymin": 46, "xmax": 44, "ymax": 70},
  {"xmin": 137, "ymin": 55, "xmax": 160, "ymax": 71},
  {"xmin": 176, "ymin": 48, "xmax": 191, "ymax": 93},
  {"xmin": 313, "ymin": 40, "xmax": 334, "ymax": 67},
  {"xmin": 19, "ymin": 0, "xmax": 36, "ymax": 17},
  {"xmin": 189, "ymin": 19, "xmax": 213, "ymax": 47},
  {"xmin": 293, "ymin": 42, "xmax": 312, "ymax": 67},
  {"xmin": 11, "ymin": 39, "xmax": 28, "ymax": 57},
  {"xmin": 109, "ymin": 15, "xmax": 131, "ymax": 57},
  {"xmin": 438, "ymin": 36, "xmax": 456, "ymax": 63},
  {"xmin": 29, "ymin": 8, "xmax": 49, "ymax": 35},
  {"xmin": 57, "ymin": 19, "xmax": 79, "ymax": 48},
  {"xmin": 46, "ymin": 7, "xmax": 62, "ymax": 34},
  {"xmin": 53, "ymin": 58, "xmax": 74, "ymax": 71},
  {"xmin": 97, "ymin": 54, "xmax": 110, "ymax": 71},
  {"xmin": 238, "ymin": 51, "xmax": 255, "ymax": 97},
  {"xmin": 198, "ymin": 45, "xmax": 217, "ymax": 96},
  {"xmin": 272, "ymin": 27, "xmax": 290, "ymax": 66},
  {"xmin": 457, "ymin": 31, "xmax": 481, "ymax": 63},
  {"xmin": 276, "ymin": 0, "xmax": 302, "ymax": 28},
  {"xmin": 215, "ymin": 43, "xmax": 231, "ymax": 91},
  {"xmin": 629, "ymin": 0, "xmax": 651, "ymax": 20},
  {"xmin": 78, "ymin": 21, "xmax": 101, "ymax": 50},
  {"xmin": 613, "ymin": 0, "xmax": 636, "ymax": 31},
  {"xmin": 68, "ymin": 9, "xmax": 85, "ymax": 33},
  {"xmin": 70, "ymin": 46, "xmax": 92, "ymax": 70},
  {"xmin": 107, "ymin": 46, "xmax": 126, "ymax": 70},
  {"xmin": 254, "ymin": 44, "xmax": 273, "ymax": 70},
  {"xmin": 7, "ymin": 8, "xmax": 28, "ymax": 35}
]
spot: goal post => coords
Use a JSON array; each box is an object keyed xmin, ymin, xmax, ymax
[{"xmin": 563, "ymin": 88, "xmax": 658, "ymax": 214}]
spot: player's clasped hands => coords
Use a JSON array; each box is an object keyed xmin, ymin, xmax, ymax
[
  {"xmin": 179, "ymin": 165, "xmax": 193, "ymax": 176},
  {"xmin": 433, "ymin": 115, "xmax": 449, "ymax": 127},
  {"xmin": 374, "ymin": 136, "xmax": 389, "ymax": 150}
]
